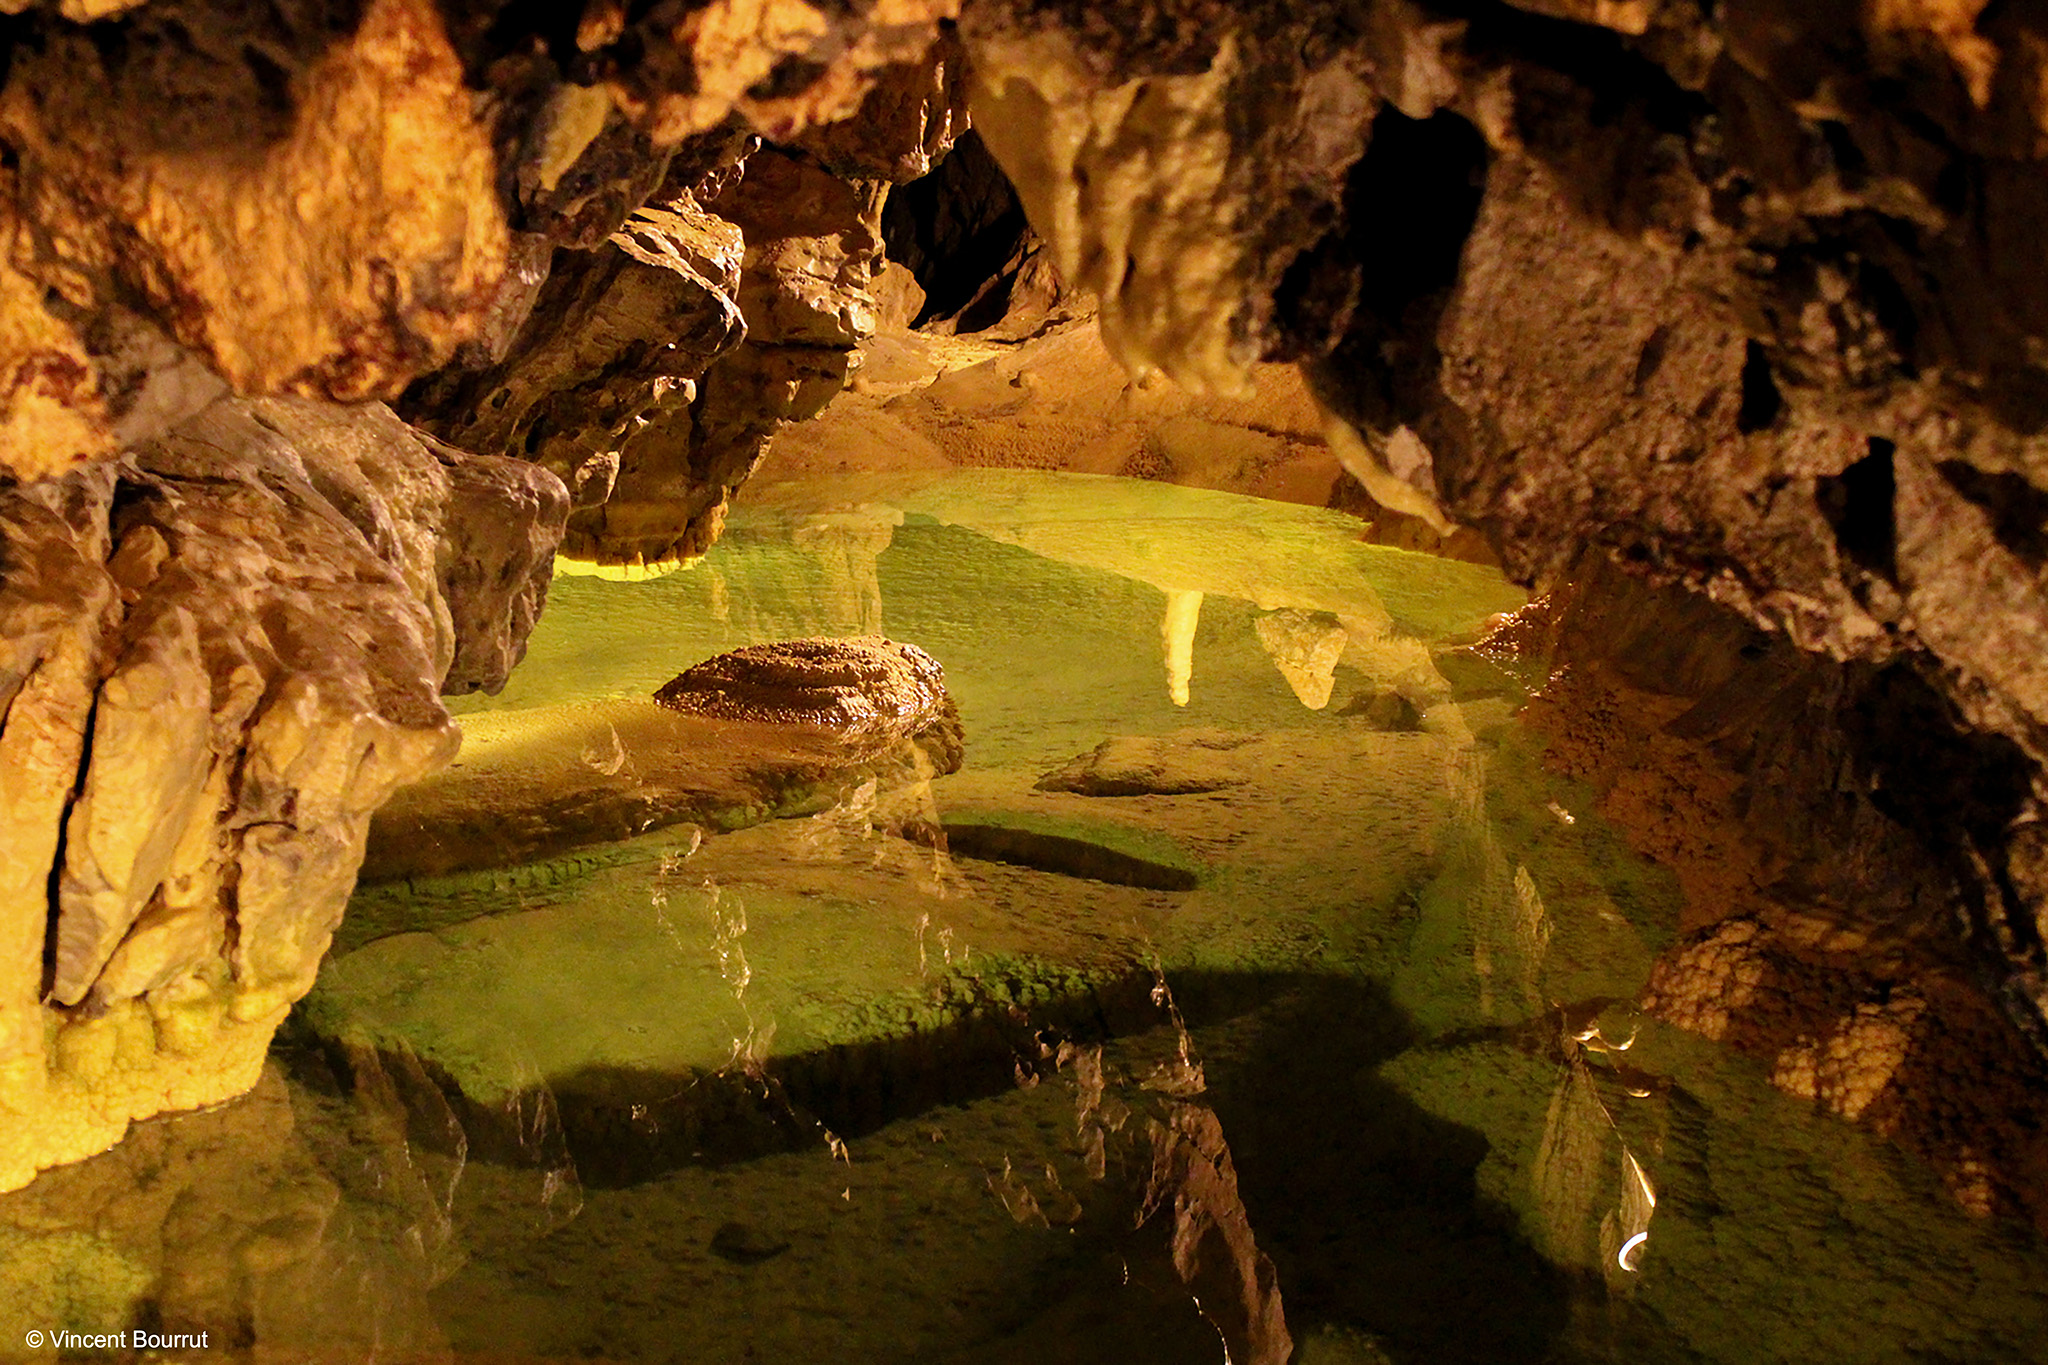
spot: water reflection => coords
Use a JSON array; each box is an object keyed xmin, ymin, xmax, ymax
[{"xmin": 5, "ymin": 471, "xmax": 2048, "ymax": 1363}]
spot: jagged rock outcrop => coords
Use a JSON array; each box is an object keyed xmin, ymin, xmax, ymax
[
  {"xmin": 0, "ymin": 0, "xmax": 967, "ymax": 1187},
  {"xmin": 949, "ymin": 0, "xmax": 2048, "ymax": 1064},
  {"xmin": 0, "ymin": 395, "xmax": 564, "ymax": 1191},
  {"xmin": 0, "ymin": 0, "xmax": 966, "ymax": 492},
  {"xmin": 0, "ymin": 0, "xmax": 509, "ymax": 478},
  {"xmin": 402, "ymin": 52, "xmax": 973, "ymax": 565},
  {"xmin": 401, "ymin": 170, "xmax": 753, "ymax": 562}
]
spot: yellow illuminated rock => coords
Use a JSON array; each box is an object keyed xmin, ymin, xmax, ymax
[{"xmin": 0, "ymin": 396, "xmax": 563, "ymax": 1192}]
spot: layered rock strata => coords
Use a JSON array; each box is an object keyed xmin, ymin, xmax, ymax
[{"xmin": 0, "ymin": 396, "xmax": 564, "ymax": 1191}]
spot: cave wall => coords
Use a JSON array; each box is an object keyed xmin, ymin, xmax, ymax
[
  {"xmin": 0, "ymin": 394, "xmax": 563, "ymax": 1189},
  {"xmin": 0, "ymin": 0, "xmax": 2046, "ymax": 1197},
  {"xmin": 952, "ymin": 0, "xmax": 2048, "ymax": 1056}
]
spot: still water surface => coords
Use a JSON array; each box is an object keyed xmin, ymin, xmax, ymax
[{"xmin": 6, "ymin": 471, "xmax": 2047, "ymax": 1363}]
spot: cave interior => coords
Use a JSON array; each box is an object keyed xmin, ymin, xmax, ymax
[{"xmin": 3, "ymin": 1, "xmax": 2048, "ymax": 1361}]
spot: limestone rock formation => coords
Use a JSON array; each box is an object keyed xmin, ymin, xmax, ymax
[
  {"xmin": 0, "ymin": 0, "xmax": 510, "ymax": 482},
  {"xmin": 3, "ymin": 0, "xmax": 2048, "ymax": 1231},
  {"xmin": 655, "ymin": 636, "xmax": 953, "ymax": 738},
  {"xmin": 365, "ymin": 637, "xmax": 964, "ymax": 880},
  {"xmin": 0, "ymin": 395, "xmax": 564, "ymax": 1192},
  {"xmin": 1510, "ymin": 558, "xmax": 2048, "ymax": 1227},
  {"xmin": 0, "ymin": 0, "xmax": 969, "ymax": 498},
  {"xmin": 402, "ymin": 174, "xmax": 753, "ymax": 564},
  {"xmin": 959, "ymin": 1, "xmax": 1377, "ymax": 394},
  {"xmin": 940, "ymin": 0, "xmax": 2048, "ymax": 1079},
  {"xmin": 403, "ymin": 85, "xmax": 971, "ymax": 566}
]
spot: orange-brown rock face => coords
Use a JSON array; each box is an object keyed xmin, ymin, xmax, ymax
[
  {"xmin": 0, "ymin": 0, "xmax": 972, "ymax": 1183},
  {"xmin": 0, "ymin": 0, "xmax": 969, "ymax": 493},
  {"xmin": 1506, "ymin": 559, "xmax": 2048, "ymax": 1229},
  {"xmin": 4, "ymin": 0, "xmax": 2048, "ymax": 1219},
  {"xmin": 0, "ymin": 0, "xmax": 508, "ymax": 430},
  {"xmin": 938, "ymin": 0, "xmax": 2048, "ymax": 1090}
]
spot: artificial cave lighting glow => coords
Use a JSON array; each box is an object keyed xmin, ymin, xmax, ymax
[{"xmin": 9, "ymin": 470, "xmax": 2048, "ymax": 1363}]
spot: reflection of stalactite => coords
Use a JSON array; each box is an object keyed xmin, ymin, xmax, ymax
[
  {"xmin": 792, "ymin": 511, "xmax": 899, "ymax": 636},
  {"xmin": 794, "ymin": 743, "xmax": 969, "ymax": 898},
  {"xmin": 1028, "ymin": 1020, "xmax": 1292, "ymax": 1365},
  {"xmin": 1602, "ymin": 1149, "xmax": 1658, "ymax": 1284},
  {"xmin": 707, "ymin": 567, "xmax": 731, "ymax": 623},
  {"xmin": 1162, "ymin": 589, "xmax": 1202, "ymax": 706},
  {"xmin": 1510, "ymin": 865, "xmax": 1555, "ymax": 1010},
  {"xmin": 1531, "ymin": 1052, "xmax": 1611, "ymax": 1269},
  {"xmin": 1140, "ymin": 1101, "xmax": 1293, "ymax": 1365},
  {"xmin": 1439, "ymin": 748, "xmax": 1553, "ymax": 1020},
  {"xmin": 1253, "ymin": 609, "xmax": 1348, "ymax": 709}
]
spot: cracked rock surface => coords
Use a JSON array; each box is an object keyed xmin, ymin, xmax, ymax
[
  {"xmin": 3, "ymin": 0, "xmax": 2048, "ymax": 1217},
  {"xmin": 0, "ymin": 395, "xmax": 563, "ymax": 1190}
]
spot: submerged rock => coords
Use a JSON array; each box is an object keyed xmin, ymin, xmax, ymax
[
  {"xmin": 1036, "ymin": 732, "xmax": 1254, "ymax": 797},
  {"xmin": 366, "ymin": 636, "xmax": 964, "ymax": 881},
  {"xmin": 1338, "ymin": 689, "xmax": 1425, "ymax": 733},
  {"xmin": 709, "ymin": 1221, "xmax": 793, "ymax": 1266},
  {"xmin": 655, "ymin": 635, "xmax": 960, "ymax": 750}
]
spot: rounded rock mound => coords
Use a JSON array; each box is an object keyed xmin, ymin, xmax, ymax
[{"xmin": 653, "ymin": 636, "xmax": 960, "ymax": 757}]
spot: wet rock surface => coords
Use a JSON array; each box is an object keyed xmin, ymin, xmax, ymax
[
  {"xmin": 0, "ymin": 395, "xmax": 562, "ymax": 1191},
  {"xmin": 1036, "ymin": 732, "xmax": 1253, "ymax": 797},
  {"xmin": 364, "ymin": 637, "xmax": 966, "ymax": 882},
  {"xmin": 1508, "ymin": 555, "xmax": 2048, "ymax": 1230},
  {"xmin": 654, "ymin": 635, "xmax": 953, "ymax": 737},
  {"xmin": 1, "ymin": 0, "xmax": 2048, "ymax": 1314}
]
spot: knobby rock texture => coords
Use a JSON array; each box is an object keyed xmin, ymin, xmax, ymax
[
  {"xmin": 400, "ymin": 42, "xmax": 971, "ymax": 563},
  {"xmin": 0, "ymin": 0, "xmax": 968, "ymax": 1178},
  {"xmin": 0, "ymin": 0, "xmax": 2046, "ymax": 1214},
  {"xmin": 0, "ymin": 397, "xmax": 564, "ymax": 1189},
  {"xmin": 950, "ymin": 0, "xmax": 2048, "ymax": 1192}
]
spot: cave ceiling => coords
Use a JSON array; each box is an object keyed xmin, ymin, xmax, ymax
[{"xmin": 4, "ymin": 0, "xmax": 2048, "ymax": 1195}]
